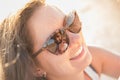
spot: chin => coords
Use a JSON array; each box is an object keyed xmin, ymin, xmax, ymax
[{"xmin": 71, "ymin": 46, "xmax": 92, "ymax": 73}]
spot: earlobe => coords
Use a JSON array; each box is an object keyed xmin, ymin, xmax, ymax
[
  {"xmin": 33, "ymin": 68, "xmax": 47, "ymax": 80},
  {"xmin": 34, "ymin": 68, "xmax": 42, "ymax": 77},
  {"xmin": 34, "ymin": 68, "xmax": 46, "ymax": 78}
]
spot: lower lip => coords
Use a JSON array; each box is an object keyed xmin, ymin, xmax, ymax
[{"xmin": 70, "ymin": 46, "xmax": 85, "ymax": 60}]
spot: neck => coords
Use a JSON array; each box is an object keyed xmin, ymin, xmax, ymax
[{"xmin": 47, "ymin": 71, "xmax": 85, "ymax": 80}]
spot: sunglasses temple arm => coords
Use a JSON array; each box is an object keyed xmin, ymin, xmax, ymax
[{"xmin": 32, "ymin": 48, "xmax": 43, "ymax": 58}]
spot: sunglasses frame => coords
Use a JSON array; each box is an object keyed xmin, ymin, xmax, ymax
[{"xmin": 32, "ymin": 11, "xmax": 81, "ymax": 58}]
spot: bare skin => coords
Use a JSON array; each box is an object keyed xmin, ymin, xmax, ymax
[{"xmin": 89, "ymin": 46, "xmax": 120, "ymax": 78}]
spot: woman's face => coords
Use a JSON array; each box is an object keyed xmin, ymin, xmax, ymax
[{"xmin": 27, "ymin": 5, "xmax": 92, "ymax": 78}]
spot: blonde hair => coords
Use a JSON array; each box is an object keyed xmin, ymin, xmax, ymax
[{"xmin": 0, "ymin": 0, "xmax": 45, "ymax": 80}]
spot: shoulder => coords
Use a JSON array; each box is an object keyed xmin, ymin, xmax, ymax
[
  {"xmin": 88, "ymin": 46, "xmax": 103, "ymax": 75},
  {"xmin": 88, "ymin": 46, "xmax": 120, "ymax": 78}
]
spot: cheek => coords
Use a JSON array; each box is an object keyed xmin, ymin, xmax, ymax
[
  {"xmin": 67, "ymin": 31, "xmax": 85, "ymax": 45},
  {"xmin": 79, "ymin": 32, "xmax": 86, "ymax": 44},
  {"xmin": 36, "ymin": 51, "xmax": 76, "ymax": 76}
]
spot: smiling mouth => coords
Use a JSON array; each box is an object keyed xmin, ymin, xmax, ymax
[{"xmin": 70, "ymin": 46, "xmax": 84, "ymax": 60}]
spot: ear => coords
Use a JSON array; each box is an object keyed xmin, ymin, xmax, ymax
[{"xmin": 34, "ymin": 68, "xmax": 46, "ymax": 77}]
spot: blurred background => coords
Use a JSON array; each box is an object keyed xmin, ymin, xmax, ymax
[{"xmin": 0, "ymin": 0, "xmax": 120, "ymax": 80}]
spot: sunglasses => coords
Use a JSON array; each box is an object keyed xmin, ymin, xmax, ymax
[{"xmin": 32, "ymin": 11, "xmax": 82, "ymax": 58}]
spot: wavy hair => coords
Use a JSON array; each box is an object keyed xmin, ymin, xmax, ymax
[{"xmin": 0, "ymin": 0, "xmax": 45, "ymax": 80}]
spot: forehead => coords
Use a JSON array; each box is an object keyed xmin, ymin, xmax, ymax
[{"xmin": 27, "ymin": 5, "xmax": 65, "ymax": 50}]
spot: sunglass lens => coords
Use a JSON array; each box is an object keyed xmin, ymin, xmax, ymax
[
  {"xmin": 44, "ymin": 30, "xmax": 69, "ymax": 55},
  {"xmin": 44, "ymin": 39, "xmax": 57, "ymax": 53},
  {"xmin": 66, "ymin": 11, "xmax": 81, "ymax": 33},
  {"xmin": 58, "ymin": 32, "xmax": 69, "ymax": 53}
]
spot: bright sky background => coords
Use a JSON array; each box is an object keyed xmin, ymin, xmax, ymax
[
  {"xmin": 0, "ymin": 0, "xmax": 28, "ymax": 21},
  {"xmin": 0, "ymin": 0, "xmax": 90, "ymax": 21}
]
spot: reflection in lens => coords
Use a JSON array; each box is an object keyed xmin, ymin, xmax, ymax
[{"xmin": 46, "ymin": 39, "xmax": 57, "ymax": 53}]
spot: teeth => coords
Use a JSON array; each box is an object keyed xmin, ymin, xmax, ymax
[{"xmin": 72, "ymin": 46, "xmax": 83, "ymax": 58}]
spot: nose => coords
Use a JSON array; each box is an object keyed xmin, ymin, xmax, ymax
[{"xmin": 66, "ymin": 31, "xmax": 81, "ymax": 47}]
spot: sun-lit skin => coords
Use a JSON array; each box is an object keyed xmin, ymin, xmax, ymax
[{"xmin": 27, "ymin": 4, "xmax": 92, "ymax": 80}]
